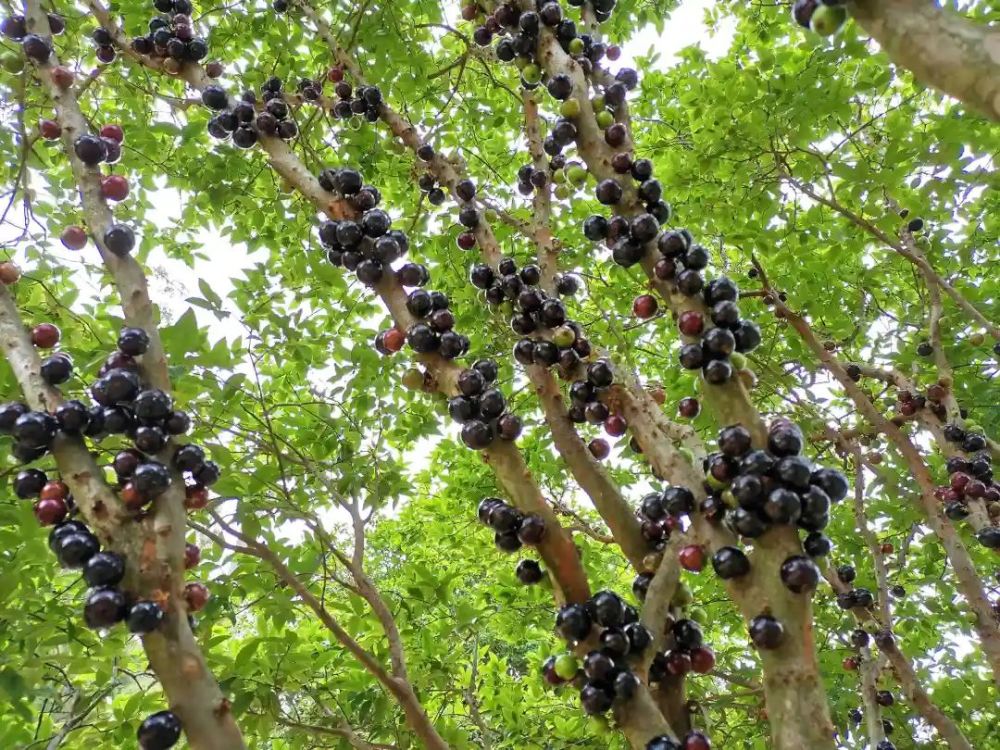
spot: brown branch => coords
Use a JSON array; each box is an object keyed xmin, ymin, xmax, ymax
[
  {"xmin": 848, "ymin": 0, "xmax": 1000, "ymax": 122},
  {"xmin": 522, "ymin": 90, "xmax": 557, "ymax": 292},
  {"xmin": 765, "ymin": 278, "xmax": 1000, "ymax": 686},
  {"xmin": 198, "ymin": 515, "xmax": 451, "ymax": 750}
]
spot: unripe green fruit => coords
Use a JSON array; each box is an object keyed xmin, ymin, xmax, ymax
[
  {"xmin": 730, "ymin": 352, "xmax": 748, "ymax": 370},
  {"xmin": 964, "ymin": 421, "xmax": 982, "ymax": 433},
  {"xmin": 553, "ymin": 325, "xmax": 576, "ymax": 348},
  {"xmin": 810, "ymin": 5, "xmax": 847, "ymax": 36},
  {"xmin": 554, "ymin": 184, "xmax": 571, "ymax": 200},
  {"xmin": 591, "ymin": 95, "xmax": 606, "ymax": 111},
  {"xmin": 706, "ymin": 474, "xmax": 728, "ymax": 491},
  {"xmin": 514, "ymin": 57, "xmax": 529, "ymax": 70},
  {"xmin": 554, "ymin": 653, "xmax": 579, "ymax": 680},
  {"xmin": 567, "ymin": 165, "xmax": 588, "ymax": 186},
  {"xmin": 568, "ymin": 38, "xmax": 585, "ymax": 55},
  {"xmin": 551, "ymin": 169, "xmax": 566, "ymax": 184},
  {"xmin": 560, "ymin": 98, "xmax": 581, "ymax": 118},
  {"xmin": 595, "ymin": 110, "xmax": 615, "ymax": 130},
  {"xmin": 485, "ymin": 208, "xmax": 498, "ymax": 222},
  {"xmin": 672, "ymin": 582, "xmax": 693, "ymax": 607},
  {"xmin": 721, "ymin": 489, "xmax": 737, "ymax": 508},
  {"xmin": 969, "ymin": 332, "xmax": 986, "ymax": 346},
  {"xmin": 1, "ymin": 51, "xmax": 23, "ymax": 73},
  {"xmin": 521, "ymin": 64, "xmax": 542, "ymax": 85},
  {"xmin": 689, "ymin": 606, "xmax": 708, "ymax": 624}
]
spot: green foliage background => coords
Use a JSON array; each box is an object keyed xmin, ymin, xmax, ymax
[{"xmin": 0, "ymin": 0, "xmax": 996, "ymax": 747}]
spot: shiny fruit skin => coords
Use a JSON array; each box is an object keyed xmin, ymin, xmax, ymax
[{"xmin": 101, "ymin": 174, "xmax": 129, "ymax": 201}]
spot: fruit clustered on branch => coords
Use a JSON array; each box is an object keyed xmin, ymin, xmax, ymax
[
  {"xmin": 2, "ymin": 323, "xmax": 212, "ymax": 750},
  {"xmin": 204, "ymin": 76, "xmax": 299, "ymax": 146},
  {"xmin": 311, "ymin": 166, "xmax": 524, "ymax": 450},
  {"xmin": 127, "ymin": 0, "xmax": 208, "ymax": 71}
]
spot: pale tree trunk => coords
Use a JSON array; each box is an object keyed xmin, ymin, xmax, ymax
[{"xmin": 849, "ymin": 0, "xmax": 1000, "ymax": 121}]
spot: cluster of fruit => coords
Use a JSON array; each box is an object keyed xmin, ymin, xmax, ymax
[
  {"xmin": 205, "ymin": 78, "xmax": 298, "ymax": 146},
  {"xmin": 295, "ymin": 76, "xmax": 323, "ymax": 102},
  {"xmin": 3, "ymin": 322, "xmax": 209, "ymax": 748},
  {"xmin": 477, "ymin": 2, "xmax": 621, "ymax": 82},
  {"xmin": 417, "ymin": 173, "xmax": 447, "ymax": 206},
  {"xmin": 833, "ymin": 564, "xmax": 876, "ymax": 611},
  {"xmin": 791, "ymin": 0, "xmax": 848, "ymax": 38},
  {"xmin": 516, "ymin": 163, "xmax": 548, "ymax": 195},
  {"xmin": 1, "ymin": 11, "xmax": 63, "ymax": 63},
  {"xmin": 698, "ymin": 421, "xmax": 847, "ymax": 553},
  {"xmin": 551, "ymin": 590, "xmax": 652, "ymax": 714},
  {"xmin": 130, "ymin": 0, "xmax": 209, "ymax": 69},
  {"xmin": 330, "ymin": 80, "xmax": 382, "ymax": 122},
  {"xmin": 894, "ymin": 380, "xmax": 952, "ymax": 422},
  {"xmin": 312, "ymin": 167, "xmax": 523, "ymax": 447},
  {"xmin": 477, "ymin": 496, "xmax": 545, "ymax": 556},
  {"xmin": 936, "ymin": 438, "xmax": 1000, "ymax": 548},
  {"xmin": 647, "ymin": 616, "xmax": 716, "ymax": 688},
  {"xmin": 449, "ymin": 361, "xmax": 523, "ymax": 448}
]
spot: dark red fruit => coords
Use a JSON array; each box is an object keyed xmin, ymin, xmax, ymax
[
  {"xmin": 39, "ymin": 118, "xmax": 62, "ymax": 139},
  {"xmin": 679, "ymin": 544, "xmax": 705, "ymax": 572},
  {"xmin": 678, "ymin": 310, "xmax": 704, "ymax": 337},
  {"xmin": 101, "ymin": 175, "xmax": 129, "ymax": 201},
  {"xmin": 689, "ymin": 646, "xmax": 715, "ymax": 674},
  {"xmin": 61, "ymin": 225, "xmax": 88, "ymax": 250},
  {"xmin": 678, "ymin": 397, "xmax": 700, "ymax": 419},
  {"xmin": 184, "ymin": 542, "xmax": 200, "ymax": 569},
  {"xmin": 632, "ymin": 294, "xmax": 657, "ymax": 319},
  {"xmin": 33, "ymin": 496, "xmax": 68, "ymax": 525},
  {"xmin": 604, "ymin": 415, "xmax": 627, "ymax": 437},
  {"xmin": 184, "ymin": 581, "xmax": 210, "ymax": 611},
  {"xmin": 589, "ymin": 438, "xmax": 610, "ymax": 460},
  {"xmin": 31, "ymin": 323, "xmax": 60, "ymax": 348}
]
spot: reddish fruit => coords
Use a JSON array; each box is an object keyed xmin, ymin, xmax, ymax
[
  {"xmin": 34, "ymin": 496, "xmax": 68, "ymax": 525},
  {"xmin": 31, "ymin": 323, "xmax": 60, "ymax": 349},
  {"xmin": 461, "ymin": 4, "xmax": 479, "ymax": 20},
  {"xmin": 683, "ymin": 731, "xmax": 711, "ymax": 750},
  {"xmin": 39, "ymin": 480, "xmax": 69, "ymax": 500},
  {"xmin": 666, "ymin": 650, "xmax": 692, "ymax": 675},
  {"xmin": 880, "ymin": 542, "xmax": 894, "ymax": 554},
  {"xmin": 678, "ymin": 397, "xmax": 700, "ymax": 419},
  {"xmin": 99, "ymin": 124, "xmax": 124, "ymax": 143},
  {"xmin": 457, "ymin": 231, "xmax": 477, "ymax": 250},
  {"xmin": 603, "ymin": 414, "xmax": 627, "ymax": 437},
  {"xmin": 965, "ymin": 479, "xmax": 987, "ymax": 498},
  {"xmin": 327, "ymin": 65, "xmax": 344, "ymax": 82},
  {"xmin": 606, "ymin": 45, "xmax": 621, "ymax": 61},
  {"xmin": 663, "ymin": 515, "xmax": 680, "ymax": 531},
  {"xmin": 0, "ymin": 262, "xmax": 21, "ymax": 284},
  {"xmin": 50, "ymin": 65, "xmax": 73, "ymax": 89},
  {"xmin": 100, "ymin": 174, "xmax": 129, "ymax": 201},
  {"xmin": 382, "ymin": 328, "xmax": 405, "ymax": 353},
  {"xmin": 678, "ymin": 310, "xmax": 704, "ymax": 336},
  {"xmin": 588, "ymin": 438, "xmax": 610, "ymax": 460},
  {"xmin": 185, "ymin": 484, "xmax": 209, "ymax": 510},
  {"xmin": 39, "ymin": 118, "xmax": 62, "ymax": 140},
  {"xmin": 121, "ymin": 482, "xmax": 145, "ymax": 509},
  {"xmin": 205, "ymin": 61, "xmax": 224, "ymax": 78},
  {"xmin": 184, "ymin": 581, "xmax": 210, "ymax": 611},
  {"xmin": 61, "ymin": 225, "xmax": 88, "ymax": 250},
  {"xmin": 689, "ymin": 646, "xmax": 716, "ymax": 674},
  {"xmin": 632, "ymin": 294, "xmax": 658, "ymax": 319},
  {"xmin": 899, "ymin": 401, "xmax": 917, "ymax": 416},
  {"xmin": 927, "ymin": 383, "xmax": 946, "ymax": 401},
  {"xmin": 679, "ymin": 544, "xmax": 705, "ymax": 572},
  {"xmin": 843, "ymin": 656, "xmax": 858, "ymax": 671},
  {"xmin": 184, "ymin": 543, "xmax": 201, "ymax": 569},
  {"xmin": 951, "ymin": 472, "xmax": 971, "ymax": 491}
]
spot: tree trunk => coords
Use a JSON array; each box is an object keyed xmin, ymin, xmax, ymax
[{"xmin": 849, "ymin": 0, "xmax": 1000, "ymax": 121}]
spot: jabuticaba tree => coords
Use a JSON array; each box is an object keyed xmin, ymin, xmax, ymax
[{"xmin": 0, "ymin": 0, "xmax": 997, "ymax": 749}]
